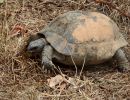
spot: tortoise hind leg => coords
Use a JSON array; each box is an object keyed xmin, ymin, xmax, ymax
[{"xmin": 113, "ymin": 49, "xmax": 130, "ymax": 72}]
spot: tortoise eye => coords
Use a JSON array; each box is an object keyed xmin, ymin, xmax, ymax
[{"xmin": 30, "ymin": 47, "xmax": 38, "ymax": 51}]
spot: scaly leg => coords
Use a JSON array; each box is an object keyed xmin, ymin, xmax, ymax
[{"xmin": 113, "ymin": 49, "xmax": 129, "ymax": 72}]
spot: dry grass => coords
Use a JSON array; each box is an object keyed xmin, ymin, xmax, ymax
[{"xmin": 0, "ymin": 0, "xmax": 130, "ymax": 100}]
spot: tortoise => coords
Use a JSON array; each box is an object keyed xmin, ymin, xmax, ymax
[{"xmin": 27, "ymin": 11, "xmax": 129, "ymax": 72}]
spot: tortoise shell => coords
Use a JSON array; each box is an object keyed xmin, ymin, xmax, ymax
[{"xmin": 37, "ymin": 11, "xmax": 127, "ymax": 62}]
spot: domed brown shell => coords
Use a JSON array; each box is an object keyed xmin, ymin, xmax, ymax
[{"xmin": 38, "ymin": 11, "xmax": 128, "ymax": 58}]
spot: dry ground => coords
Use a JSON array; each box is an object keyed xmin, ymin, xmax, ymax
[{"xmin": 0, "ymin": 0, "xmax": 130, "ymax": 100}]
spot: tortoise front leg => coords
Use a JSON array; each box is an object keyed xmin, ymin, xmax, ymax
[
  {"xmin": 113, "ymin": 49, "xmax": 130, "ymax": 72},
  {"xmin": 42, "ymin": 45, "xmax": 55, "ymax": 70}
]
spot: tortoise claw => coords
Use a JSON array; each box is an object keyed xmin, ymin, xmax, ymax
[
  {"xmin": 117, "ymin": 63, "xmax": 130, "ymax": 73},
  {"xmin": 42, "ymin": 61, "xmax": 55, "ymax": 70}
]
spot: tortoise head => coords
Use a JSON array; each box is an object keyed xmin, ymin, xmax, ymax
[{"xmin": 27, "ymin": 38, "xmax": 46, "ymax": 52}]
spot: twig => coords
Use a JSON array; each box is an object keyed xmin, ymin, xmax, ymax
[
  {"xmin": 37, "ymin": 1, "xmax": 57, "ymax": 6},
  {"xmin": 79, "ymin": 56, "xmax": 86, "ymax": 78},
  {"xmin": 39, "ymin": 93, "xmax": 76, "ymax": 97},
  {"xmin": 66, "ymin": 0, "xmax": 95, "ymax": 7},
  {"xmin": 95, "ymin": 0, "xmax": 130, "ymax": 19}
]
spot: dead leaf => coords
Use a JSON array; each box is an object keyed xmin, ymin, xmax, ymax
[
  {"xmin": 67, "ymin": 77, "xmax": 86, "ymax": 89},
  {"xmin": 58, "ymin": 83, "xmax": 67, "ymax": 95},
  {"xmin": 9, "ymin": 23, "xmax": 28, "ymax": 38},
  {"xmin": 47, "ymin": 74, "xmax": 86, "ymax": 89},
  {"xmin": 47, "ymin": 75, "xmax": 64, "ymax": 88}
]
